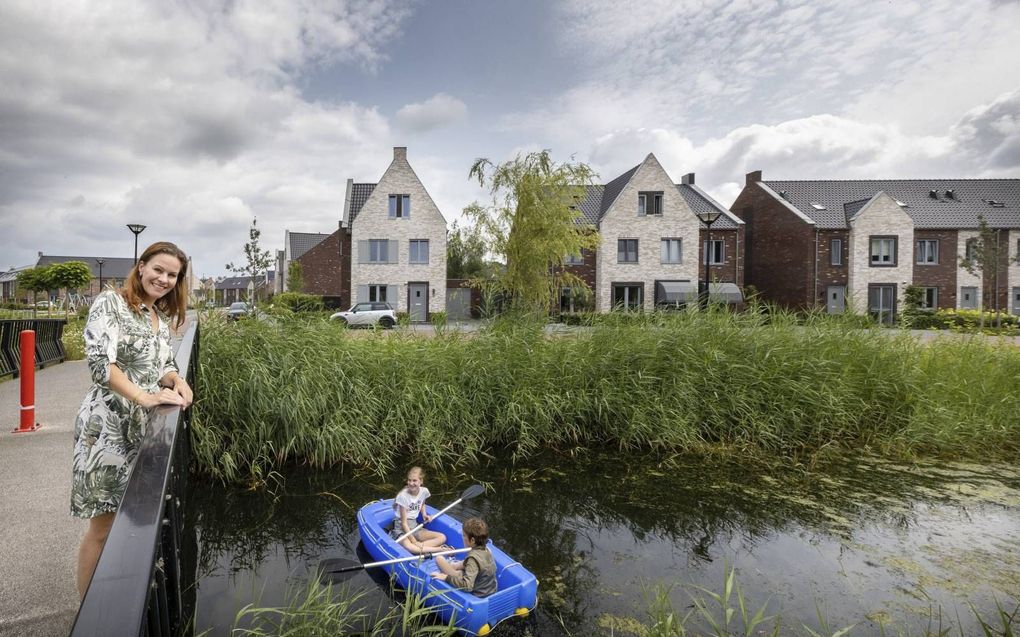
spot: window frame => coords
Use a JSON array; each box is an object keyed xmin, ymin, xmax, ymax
[
  {"xmin": 916, "ymin": 239, "xmax": 939, "ymax": 265},
  {"xmin": 704, "ymin": 239, "xmax": 725, "ymax": 265},
  {"xmin": 408, "ymin": 239, "xmax": 429, "ymax": 264},
  {"xmin": 638, "ymin": 191, "xmax": 663, "ymax": 216},
  {"xmin": 965, "ymin": 237, "xmax": 979, "ymax": 262},
  {"xmin": 368, "ymin": 285, "xmax": 387, "ymax": 303},
  {"xmin": 564, "ymin": 252, "xmax": 585, "ymax": 266},
  {"xmin": 388, "ymin": 194, "xmax": 411, "ymax": 219},
  {"xmin": 869, "ymin": 236, "xmax": 898, "ymax": 267},
  {"xmin": 369, "ymin": 239, "xmax": 390, "ymax": 263},
  {"xmin": 660, "ymin": 238, "xmax": 682, "ymax": 264},
  {"xmin": 868, "ymin": 283, "xmax": 897, "ymax": 325},
  {"xmin": 830, "ymin": 238, "xmax": 843, "ymax": 266},
  {"xmin": 920, "ymin": 287, "xmax": 938, "ymax": 310},
  {"xmin": 611, "ymin": 282, "xmax": 643, "ymax": 311},
  {"xmin": 618, "ymin": 238, "xmax": 639, "ymax": 263}
]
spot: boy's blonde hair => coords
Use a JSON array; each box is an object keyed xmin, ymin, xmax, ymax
[{"xmin": 462, "ymin": 517, "xmax": 489, "ymax": 546}]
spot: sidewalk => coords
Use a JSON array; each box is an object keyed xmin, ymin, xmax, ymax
[{"xmin": 0, "ymin": 361, "xmax": 91, "ymax": 637}]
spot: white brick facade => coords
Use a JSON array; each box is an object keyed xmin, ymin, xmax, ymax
[
  {"xmin": 847, "ymin": 192, "xmax": 914, "ymax": 314},
  {"xmin": 1010, "ymin": 230, "xmax": 1020, "ymax": 314},
  {"xmin": 596, "ymin": 155, "xmax": 702, "ymax": 311},
  {"xmin": 350, "ymin": 148, "xmax": 447, "ymax": 315}
]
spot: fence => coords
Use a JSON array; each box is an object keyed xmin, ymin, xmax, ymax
[
  {"xmin": 70, "ymin": 321, "xmax": 199, "ymax": 637},
  {"xmin": 0, "ymin": 318, "xmax": 66, "ymax": 378}
]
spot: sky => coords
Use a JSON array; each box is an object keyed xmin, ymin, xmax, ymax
[{"xmin": 1, "ymin": 0, "xmax": 1018, "ymax": 279}]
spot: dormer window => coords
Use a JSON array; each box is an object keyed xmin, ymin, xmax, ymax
[
  {"xmin": 810, "ymin": 202, "xmax": 826, "ymax": 210},
  {"xmin": 638, "ymin": 192, "xmax": 663, "ymax": 216},
  {"xmin": 388, "ymin": 194, "xmax": 411, "ymax": 219}
]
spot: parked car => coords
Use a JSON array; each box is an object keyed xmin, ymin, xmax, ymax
[
  {"xmin": 330, "ymin": 302, "xmax": 396, "ymax": 328},
  {"xmin": 226, "ymin": 301, "xmax": 252, "ymax": 321}
]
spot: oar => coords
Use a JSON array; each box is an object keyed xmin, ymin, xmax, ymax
[
  {"xmin": 321, "ymin": 547, "xmax": 472, "ymax": 579},
  {"xmin": 395, "ymin": 483, "xmax": 485, "ymax": 543}
]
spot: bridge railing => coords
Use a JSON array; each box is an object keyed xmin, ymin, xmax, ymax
[{"xmin": 70, "ymin": 320, "xmax": 199, "ymax": 637}]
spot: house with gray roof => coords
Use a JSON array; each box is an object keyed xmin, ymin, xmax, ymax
[
  {"xmin": 340, "ymin": 147, "xmax": 447, "ymax": 321},
  {"xmin": 562, "ymin": 153, "xmax": 744, "ymax": 312},
  {"xmin": 276, "ymin": 231, "xmax": 331, "ymax": 292},
  {"xmin": 730, "ymin": 171, "xmax": 1020, "ymax": 321}
]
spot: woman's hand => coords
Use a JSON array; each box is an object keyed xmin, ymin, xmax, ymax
[
  {"xmin": 172, "ymin": 377, "xmax": 193, "ymax": 407},
  {"xmin": 137, "ymin": 388, "xmax": 187, "ymax": 409}
]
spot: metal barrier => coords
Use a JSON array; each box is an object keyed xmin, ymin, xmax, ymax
[
  {"xmin": 70, "ymin": 321, "xmax": 199, "ymax": 637},
  {"xmin": 0, "ymin": 318, "xmax": 67, "ymax": 378}
]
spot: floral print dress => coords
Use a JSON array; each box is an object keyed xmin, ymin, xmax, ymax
[{"xmin": 71, "ymin": 290, "xmax": 178, "ymax": 519}]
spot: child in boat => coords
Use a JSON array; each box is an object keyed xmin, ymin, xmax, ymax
[
  {"xmin": 392, "ymin": 466, "xmax": 447, "ymax": 555},
  {"xmin": 432, "ymin": 517, "xmax": 497, "ymax": 597}
]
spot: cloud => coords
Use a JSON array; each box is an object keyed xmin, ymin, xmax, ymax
[{"xmin": 395, "ymin": 93, "xmax": 468, "ymax": 133}]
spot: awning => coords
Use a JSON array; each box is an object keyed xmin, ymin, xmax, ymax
[
  {"xmin": 656, "ymin": 281, "xmax": 698, "ymax": 303},
  {"xmin": 708, "ymin": 282, "xmax": 743, "ymax": 304}
]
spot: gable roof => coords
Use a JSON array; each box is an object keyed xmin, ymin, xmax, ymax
[
  {"xmin": 348, "ymin": 182, "xmax": 377, "ymax": 224},
  {"xmin": 760, "ymin": 178, "xmax": 1020, "ymax": 229},
  {"xmin": 36, "ymin": 255, "xmax": 136, "ymax": 278},
  {"xmin": 287, "ymin": 232, "xmax": 330, "ymax": 260}
]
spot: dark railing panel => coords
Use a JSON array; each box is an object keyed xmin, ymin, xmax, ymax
[
  {"xmin": 70, "ymin": 321, "xmax": 198, "ymax": 637},
  {"xmin": 0, "ymin": 318, "xmax": 68, "ymax": 378}
]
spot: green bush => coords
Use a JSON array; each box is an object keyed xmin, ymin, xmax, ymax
[
  {"xmin": 429, "ymin": 310, "xmax": 447, "ymax": 327},
  {"xmin": 273, "ymin": 292, "xmax": 324, "ymax": 313}
]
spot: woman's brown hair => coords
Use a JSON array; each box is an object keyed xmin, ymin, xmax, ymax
[{"xmin": 120, "ymin": 241, "xmax": 189, "ymax": 328}]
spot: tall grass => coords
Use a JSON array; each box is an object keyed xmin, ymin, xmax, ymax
[{"xmin": 193, "ymin": 308, "xmax": 1020, "ymax": 483}]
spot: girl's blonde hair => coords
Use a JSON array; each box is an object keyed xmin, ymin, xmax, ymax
[{"xmin": 408, "ymin": 466, "xmax": 425, "ymax": 480}]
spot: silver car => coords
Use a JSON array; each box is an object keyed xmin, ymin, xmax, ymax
[{"xmin": 330, "ymin": 302, "xmax": 396, "ymax": 328}]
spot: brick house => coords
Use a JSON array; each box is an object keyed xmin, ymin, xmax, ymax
[
  {"xmin": 341, "ymin": 147, "xmax": 448, "ymax": 321},
  {"xmin": 276, "ymin": 231, "xmax": 347, "ymax": 308},
  {"xmin": 730, "ymin": 173, "xmax": 1020, "ymax": 321},
  {"xmin": 563, "ymin": 153, "xmax": 744, "ymax": 312}
]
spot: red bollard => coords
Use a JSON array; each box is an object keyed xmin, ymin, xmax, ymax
[{"xmin": 13, "ymin": 329, "xmax": 41, "ymax": 433}]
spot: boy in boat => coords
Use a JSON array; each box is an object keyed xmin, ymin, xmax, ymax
[
  {"xmin": 432, "ymin": 517, "xmax": 497, "ymax": 597},
  {"xmin": 392, "ymin": 466, "xmax": 448, "ymax": 554}
]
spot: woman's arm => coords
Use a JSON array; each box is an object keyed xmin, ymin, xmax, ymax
[
  {"xmin": 158, "ymin": 370, "xmax": 193, "ymax": 406},
  {"xmin": 111, "ymin": 364, "xmax": 185, "ymax": 409}
]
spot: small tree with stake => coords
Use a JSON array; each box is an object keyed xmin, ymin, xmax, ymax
[
  {"xmin": 48, "ymin": 261, "xmax": 93, "ymax": 318},
  {"xmin": 226, "ymin": 217, "xmax": 273, "ymax": 316},
  {"xmin": 17, "ymin": 266, "xmax": 54, "ymax": 316},
  {"xmin": 959, "ymin": 215, "xmax": 1005, "ymax": 331}
]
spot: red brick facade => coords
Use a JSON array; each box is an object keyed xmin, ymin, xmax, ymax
[
  {"xmin": 698, "ymin": 228, "xmax": 744, "ymax": 287},
  {"xmin": 297, "ymin": 230, "xmax": 345, "ymax": 308},
  {"xmin": 912, "ymin": 230, "xmax": 958, "ymax": 309}
]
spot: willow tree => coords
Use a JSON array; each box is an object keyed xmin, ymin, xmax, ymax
[{"xmin": 466, "ymin": 150, "xmax": 600, "ymax": 313}]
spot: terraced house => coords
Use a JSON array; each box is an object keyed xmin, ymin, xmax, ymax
[
  {"xmin": 731, "ymin": 173, "xmax": 1020, "ymax": 321},
  {"xmin": 341, "ymin": 147, "xmax": 447, "ymax": 321},
  {"xmin": 562, "ymin": 153, "xmax": 744, "ymax": 312}
]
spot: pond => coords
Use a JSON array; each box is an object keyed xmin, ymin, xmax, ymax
[{"xmin": 186, "ymin": 452, "xmax": 1020, "ymax": 635}]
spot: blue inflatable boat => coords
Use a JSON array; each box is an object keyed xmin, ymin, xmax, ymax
[{"xmin": 357, "ymin": 499, "xmax": 539, "ymax": 635}]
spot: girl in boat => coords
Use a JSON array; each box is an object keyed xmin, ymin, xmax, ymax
[
  {"xmin": 392, "ymin": 466, "xmax": 447, "ymax": 554},
  {"xmin": 432, "ymin": 517, "xmax": 497, "ymax": 597}
]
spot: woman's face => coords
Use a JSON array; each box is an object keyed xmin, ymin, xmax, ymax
[{"xmin": 138, "ymin": 253, "xmax": 183, "ymax": 303}]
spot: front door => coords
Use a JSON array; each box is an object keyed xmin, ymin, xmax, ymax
[
  {"xmin": 869, "ymin": 284, "xmax": 896, "ymax": 325},
  {"xmin": 408, "ymin": 283, "xmax": 428, "ymax": 323},
  {"xmin": 826, "ymin": 286, "xmax": 845, "ymax": 314}
]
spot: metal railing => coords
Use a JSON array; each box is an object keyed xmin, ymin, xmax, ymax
[
  {"xmin": 0, "ymin": 318, "xmax": 67, "ymax": 378},
  {"xmin": 70, "ymin": 321, "xmax": 199, "ymax": 637}
]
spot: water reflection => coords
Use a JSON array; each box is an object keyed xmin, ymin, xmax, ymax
[{"xmin": 187, "ymin": 453, "xmax": 1020, "ymax": 635}]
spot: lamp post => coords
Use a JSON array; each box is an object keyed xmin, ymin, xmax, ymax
[
  {"xmin": 127, "ymin": 224, "xmax": 147, "ymax": 262},
  {"xmin": 697, "ymin": 210, "xmax": 721, "ymax": 309},
  {"xmin": 95, "ymin": 258, "xmax": 105, "ymax": 295}
]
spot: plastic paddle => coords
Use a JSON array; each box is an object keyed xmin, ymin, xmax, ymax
[
  {"xmin": 320, "ymin": 547, "xmax": 472, "ymax": 582},
  {"xmin": 395, "ymin": 483, "xmax": 485, "ymax": 543}
]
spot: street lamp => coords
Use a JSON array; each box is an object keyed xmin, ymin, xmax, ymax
[
  {"xmin": 127, "ymin": 224, "xmax": 147, "ymax": 262},
  {"xmin": 95, "ymin": 258, "xmax": 105, "ymax": 294},
  {"xmin": 697, "ymin": 210, "xmax": 721, "ymax": 308}
]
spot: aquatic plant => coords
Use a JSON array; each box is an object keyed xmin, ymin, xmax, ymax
[{"xmin": 192, "ymin": 308, "xmax": 1020, "ymax": 483}]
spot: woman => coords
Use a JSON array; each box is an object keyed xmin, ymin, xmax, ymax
[{"xmin": 72, "ymin": 241, "xmax": 194, "ymax": 598}]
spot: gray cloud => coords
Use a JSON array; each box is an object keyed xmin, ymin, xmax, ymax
[{"xmin": 395, "ymin": 93, "xmax": 468, "ymax": 133}]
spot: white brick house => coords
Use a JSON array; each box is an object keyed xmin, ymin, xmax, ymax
[
  {"xmin": 846, "ymin": 192, "xmax": 914, "ymax": 319},
  {"xmin": 342, "ymin": 147, "xmax": 447, "ymax": 321}
]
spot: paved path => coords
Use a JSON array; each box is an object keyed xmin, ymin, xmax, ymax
[{"xmin": 0, "ymin": 361, "xmax": 91, "ymax": 637}]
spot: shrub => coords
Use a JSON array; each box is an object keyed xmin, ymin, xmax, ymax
[{"xmin": 273, "ymin": 292, "xmax": 324, "ymax": 313}]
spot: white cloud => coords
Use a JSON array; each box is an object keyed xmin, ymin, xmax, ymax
[{"xmin": 395, "ymin": 93, "xmax": 468, "ymax": 133}]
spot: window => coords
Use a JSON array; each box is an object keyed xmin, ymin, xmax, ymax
[
  {"xmin": 965, "ymin": 237, "xmax": 978, "ymax": 261},
  {"xmin": 916, "ymin": 239, "xmax": 939, "ymax": 264},
  {"xmin": 1016, "ymin": 238, "xmax": 1020, "ymax": 259},
  {"xmin": 638, "ymin": 192, "xmax": 663, "ymax": 216},
  {"xmin": 564, "ymin": 252, "xmax": 584, "ymax": 265},
  {"xmin": 830, "ymin": 238, "xmax": 843, "ymax": 266},
  {"xmin": 560, "ymin": 287, "xmax": 590, "ymax": 313},
  {"xmin": 369, "ymin": 239, "xmax": 390, "ymax": 263},
  {"xmin": 869, "ymin": 236, "xmax": 897, "ymax": 266},
  {"xmin": 704, "ymin": 239, "xmax": 724, "ymax": 265},
  {"xmin": 920, "ymin": 287, "xmax": 938, "ymax": 310},
  {"xmin": 960, "ymin": 286, "xmax": 978, "ymax": 310},
  {"xmin": 369, "ymin": 285, "xmax": 387, "ymax": 302},
  {"xmin": 409, "ymin": 239, "xmax": 429, "ymax": 264},
  {"xmin": 388, "ymin": 194, "xmax": 411, "ymax": 219},
  {"xmin": 618, "ymin": 239, "xmax": 638, "ymax": 263},
  {"xmin": 661, "ymin": 238, "xmax": 682, "ymax": 264},
  {"xmin": 868, "ymin": 284, "xmax": 896, "ymax": 325},
  {"xmin": 611, "ymin": 283, "xmax": 642, "ymax": 310}
]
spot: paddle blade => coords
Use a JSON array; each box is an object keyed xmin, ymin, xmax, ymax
[
  {"xmin": 460, "ymin": 483, "xmax": 485, "ymax": 501},
  {"xmin": 317, "ymin": 558, "xmax": 364, "ymax": 584}
]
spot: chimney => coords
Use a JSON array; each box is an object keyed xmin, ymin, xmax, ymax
[
  {"xmin": 393, "ymin": 147, "xmax": 407, "ymax": 161},
  {"xmin": 681, "ymin": 172, "xmax": 695, "ymax": 185},
  {"xmin": 746, "ymin": 170, "xmax": 762, "ymax": 187}
]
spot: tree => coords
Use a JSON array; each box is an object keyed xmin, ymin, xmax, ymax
[
  {"xmin": 466, "ymin": 150, "xmax": 600, "ymax": 313},
  {"xmin": 446, "ymin": 220, "xmax": 488, "ymax": 279},
  {"xmin": 48, "ymin": 261, "xmax": 93, "ymax": 317},
  {"xmin": 17, "ymin": 266, "xmax": 53, "ymax": 316},
  {"xmin": 959, "ymin": 215, "xmax": 1005, "ymax": 330},
  {"xmin": 286, "ymin": 261, "xmax": 305, "ymax": 293},
  {"xmin": 226, "ymin": 217, "xmax": 273, "ymax": 313}
]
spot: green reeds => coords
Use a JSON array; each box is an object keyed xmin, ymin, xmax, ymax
[{"xmin": 193, "ymin": 309, "xmax": 1020, "ymax": 483}]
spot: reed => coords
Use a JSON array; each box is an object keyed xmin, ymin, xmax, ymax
[{"xmin": 192, "ymin": 309, "xmax": 1020, "ymax": 483}]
